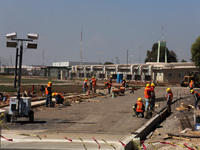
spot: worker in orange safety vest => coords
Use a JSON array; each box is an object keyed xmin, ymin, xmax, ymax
[
  {"xmin": 52, "ymin": 92, "xmax": 64, "ymax": 104},
  {"xmin": 189, "ymin": 80, "xmax": 194, "ymax": 90},
  {"xmin": 191, "ymin": 89, "xmax": 200, "ymax": 109},
  {"xmin": 166, "ymin": 88, "xmax": 173, "ymax": 115},
  {"xmin": 104, "ymin": 82, "xmax": 112, "ymax": 95},
  {"xmin": 133, "ymin": 98, "xmax": 145, "ymax": 118},
  {"xmin": 45, "ymin": 81, "xmax": 52, "ymax": 107},
  {"xmin": 144, "ymin": 84, "xmax": 151, "ymax": 111},
  {"xmin": 91, "ymin": 76, "xmax": 97, "ymax": 93}
]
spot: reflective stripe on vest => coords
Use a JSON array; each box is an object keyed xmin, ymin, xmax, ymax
[{"xmin": 136, "ymin": 102, "xmax": 144, "ymax": 112}]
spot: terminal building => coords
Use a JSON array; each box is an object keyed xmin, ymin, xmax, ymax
[{"xmin": 42, "ymin": 61, "xmax": 198, "ymax": 84}]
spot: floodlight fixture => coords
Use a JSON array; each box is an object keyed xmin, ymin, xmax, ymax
[
  {"xmin": 6, "ymin": 41, "xmax": 18, "ymax": 48},
  {"xmin": 6, "ymin": 32, "xmax": 17, "ymax": 39},
  {"xmin": 26, "ymin": 42, "xmax": 37, "ymax": 49},
  {"xmin": 27, "ymin": 33, "xmax": 39, "ymax": 40}
]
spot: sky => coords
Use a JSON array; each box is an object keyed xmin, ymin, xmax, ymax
[{"xmin": 0, "ymin": 0, "xmax": 200, "ymax": 66}]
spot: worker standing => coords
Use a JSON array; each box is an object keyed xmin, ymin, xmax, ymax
[
  {"xmin": 150, "ymin": 83, "xmax": 156, "ymax": 111},
  {"xmin": 91, "ymin": 76, "xmax": 97, "ymax": 93},
  {"xmin": 144, "ymin": 84, "xmax": 151, "ymax": 111},
  {"xmin": 108, "ymin": 76, "xmax": 113, "ymax": 84},
  {"xmin": 45, "ymin": 82, "xmax": 52, "ymax": 107},
  {"xmin": 83, "ymin": 78, "xmax": 88, "ymax": 93},
  {"xmin": 104, "ymin": 82, "xmax": 112, "ymax": 95},
  {"xmin": 166, "ymin": 88, "xmax": 173, "ymax": 115},
  {"xmin": 133, "ymin": 98, "xmax": 145, "ymax": 118},
  {"xmin": 191, "ymin": 90, "xmax": 200, "ymax": 109},
  {"xmin": 52, "ymin": 93, "xmax": 64, "ymax": 104},
  {"xmin": 189, "ymin": 80, "xmax": 194, "ymax": 90},
  {"xmin": 122, "ymin": 78, "xmax": 126, "ymax": 87}
]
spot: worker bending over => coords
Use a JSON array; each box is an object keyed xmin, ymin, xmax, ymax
[
  {"xmin": 104, "ymin": 82, "xmax": 112, "ymax": 95},
  {"xmin": 166, "ymin": 88, "xmax": 173, "ymax": 115},
  {"xmin": 191, "ymin": 90, "xmax": 200, "ymax": 109},
  {"xmin": 133, "ymin": 98, "xmax": 145, "ymax": 118},
  {"xmin": 52, "ymin": 93, "xmax": 64, "ymax": 104}
]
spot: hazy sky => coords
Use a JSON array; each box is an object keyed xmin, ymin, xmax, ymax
[{"xmin": 0, "ymin": 0, "xmax": 200, "ymax": 66}]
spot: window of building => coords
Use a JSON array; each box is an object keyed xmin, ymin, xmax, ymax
[
  {"xmin": 167, "ymin": 72, "xmax": 173, "ymax": 78},
  {"xmin": 179, "ymin": 72, "xmax": 184, "ymax": 78}
]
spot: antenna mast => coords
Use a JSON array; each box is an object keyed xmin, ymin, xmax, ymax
[{"xmin": 80, "ymin": 28, "xmax": 83, "ymax": 67}]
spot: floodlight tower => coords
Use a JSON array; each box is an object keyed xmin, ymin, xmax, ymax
[
  {"xmin": 6, "ymin": 32, "xmax": 38, "ymax": 122},
  {"xmin": 157, "ymin": 26, "xmax": 167, "ymax": 63}
]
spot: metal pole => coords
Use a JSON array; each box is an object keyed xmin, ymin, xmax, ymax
[
  {"xmin": 14, "ymin": 47, "xmax": 19, "ymax": 88},
  {"xmin": 17, "ymin": 42, "xmax": 23, "ymax": 114}
]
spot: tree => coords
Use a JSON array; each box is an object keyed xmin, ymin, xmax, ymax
[
  {"xmin": 191, "ymin": 36, "xmax": 200, "ymax": 72},
  {"xmin": 104, "ymin": 62, "xmax": 114, "ymax": 65},
  {"xmin": 181, "ymin": 59, "xmax": 187, "ymax": 62},
  {"xmin": 145, "ymin": 43, "xmax": 178, "ymax": 63}
]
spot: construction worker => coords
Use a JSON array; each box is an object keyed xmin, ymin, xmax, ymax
[
  {"xmin": 108, "ymin": 76, "xmax": 113, "ymax": 84},
  {"xmin": 122, "ymin": 78, "xmax": 126, "ymax": 87},
  {"xmin": 104, "ymin": 81, "xmax": 112, "ymax": 95},
  {"xmin": 189, "ymin": 80, "xmax": 194, "ymax": 90},
  {"xmin": 91, "ymin": 76, "xmax": 97, "ymax": 93},
  {"xmin": 191, "ymin": 90, "xmax": 200, "ymax": 109},
  {"xmin": 150, "ymin": 83, "xmax": 156, "ymax": 111},
  {"xmin": 133, "ymin": 98, "xmax": 145, "ymax": 118},
  {"xmin": 45, "ymin": 82, "xmax": 52, "ymax": 107},
  {"xmin": 166, "ymin": 88, "xmax": 173, "ymax": 115},
  {"xmin": 52, "ymin": 93, "xmax": 64, "ymax": 104},
  {"xmin": 83, "ymin": 78, "xmax": 88, "ymax": 93},
  {"xmin": 144, "ymin": 84, "xmax": 151, "ymax": 111}
]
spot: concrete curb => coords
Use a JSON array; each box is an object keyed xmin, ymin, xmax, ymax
[{"xmin": 120, "ymin": 98, "xmax": 181, "ymax": 150}]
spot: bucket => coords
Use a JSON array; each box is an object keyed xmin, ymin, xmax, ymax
[
  {"xmin": 112, "ymin": 93, "xmax": 116, "ymax": 98},
  {"xmin": 132, "ymin": 137, "xmax": 140, "ymax": 148}
]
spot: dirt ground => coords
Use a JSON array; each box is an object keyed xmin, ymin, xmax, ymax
[{"xmin": 2, "ymin": 85, "xmax": 200, "ymax": 149}]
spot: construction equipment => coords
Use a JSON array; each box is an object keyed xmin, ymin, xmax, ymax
[
  {"xmin": 180, "ymin": 71, "xmax": 200, "ymax": 87},
  {"xmin": 5, "ymin": 97, "xmax": 34, "ymax": 123}
]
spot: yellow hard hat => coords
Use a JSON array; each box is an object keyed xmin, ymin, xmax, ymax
[
  {"xmin": 166, "ymin": 88, "xmax": 171, "ymax": 92},
  {"xmin": 85, "ymin": 78, "xmax": 87, "ymax": 81},
  {"xmin": 52, "ymin": 93, "xmax": 55, "ymax": 97},
  {"xmin": 191, "ymin": 80, "xmax": 193, "ymax": 82},
  {"xmin": 151, "ymin": 83, "xmax": 155, "ymax": 87},
  {"xmin": 110, "ymin": 76, "xmax": 113, "ymax": 78},
  {"xmin": 191, "ymin": 90, "xmax": 194, "ymax": 93},
  {"xmin": 146, "ymin": 84, "xmax": 150, "ymax": 87},
  {"xmin": 123, "ymin": 78, "xmax": 125, "ymax": 80},
  {"xmin": 92, "ymin": 76, "xmax": 95, "ymax": 79},
  {"xmin": 48, "ymin": 81, "xmax": 52, "ymax": 84},
  {"xmin": 137, "ymin": 97, "xmax": 142, "ymax": 102}
]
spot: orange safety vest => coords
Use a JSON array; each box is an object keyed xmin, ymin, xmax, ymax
[
  {"xmin": 167, "ymin": 92, "xmax": 173, "ymax": 101},
  {"xmin": 45, "ymin": 86, "xmax": 52, "ymax": 95},
  {"xmin": 136, "ymin": 102, "xmax": 144, "ymax": 112},
  {"xmin": 190, "ymin": 81, "xmax": 194, "ymax": 88},
  {"xmin": 54, "ymin": 93, "xmax": 64, "ymax": 98},
  {"xmin": 92, "ymin": 78, "xmax": 96, "ymax": 86},
  {"xmin": 144, "ymin": 87, "xmax": 151, "ymax": 98}
]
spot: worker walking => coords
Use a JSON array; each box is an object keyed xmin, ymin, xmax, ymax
[
  {"xmin": 45, "ymin": 82, "xmax": 52, "ymax": 107},
  {"xmin": 189, "ymin": 80, "xmax": 194, "ymax": 90},
  {"xmin": 144, "ymin": 84, "xmax": 151, "ymax": 111},
  {"xmin": 166, "ymin": 88, "xmax": 173, "ymax": 115},
  {"xmin": 150, "ymin": 83, "xmax": 156, "ymax": 111},
  {"xmin": 133, "ymin": 98, "xmax": 145, "ymax": 118},
  {"xmin": 104, "ymin": 82, "xmax": 112, "ymax": 95},
  {"xmin": 83, "ymin": 78, "xmax": 88, "ymax": 93},
  {"xmin": 52, "ymin": 93, "xmax": 64, "ymax": 104},
  {"xmin": 191, "ymin": 90, "xmax": 200, "ymax": 109},
  {"xmin": 91, "ymin": 76, "xmax": 97, "ymax": 93}
]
